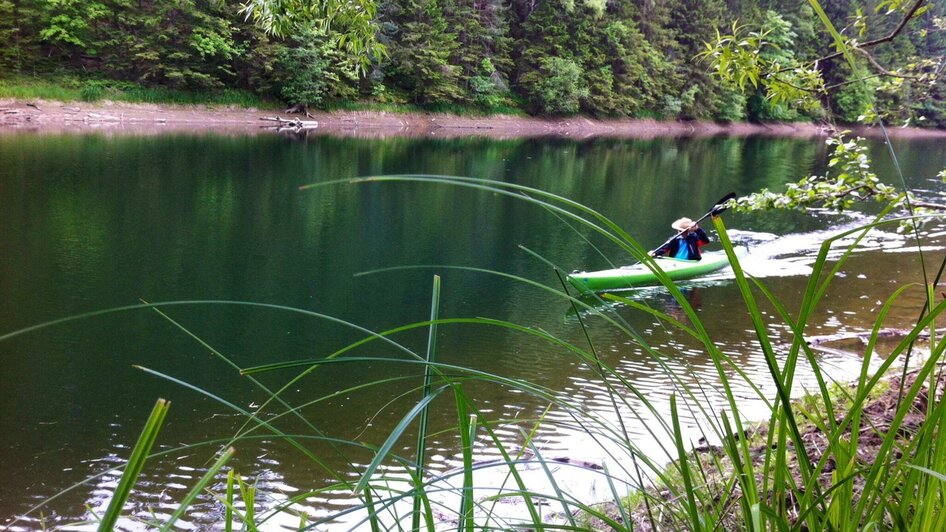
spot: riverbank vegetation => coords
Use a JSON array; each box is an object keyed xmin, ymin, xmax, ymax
[
  {"xmin": 0, "ymin": 75, "xmax": 270, "ymax": 107},
  {"xmin": 590, "ymin": 366, "xmax": 944, "ymax": 528},
  {"xmin": 1, "ymin": 0, "xmax": 944, "ymax": 125},
  {"xmin": 3, "ymin": 2, "xmax": 946, "ymax": 531}
]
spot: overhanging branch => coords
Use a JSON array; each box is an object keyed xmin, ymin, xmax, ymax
[{"xmin": 817, "ymin": 0, "xmax": 928, "ymax": 63}]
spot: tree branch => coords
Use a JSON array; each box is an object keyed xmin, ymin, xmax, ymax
[
  {"xmin": 770, "ymin": 75, "xmax": 820, "ymax": 93},
  {"xmin": 768, "ymin": 0, "xmax": 929, "ymax": 81},
  {"xmin": 817, "ymin": 0, "xmax": 928, "ymax": 63},
  {"xmin": 910, "ymin": 200, "xmax": 946, "ymax": 211},
  {"xmin": 853, "ymin": 47, "xmax": 925, "ymax": 80},
  {"xmin": 824, "ymin": 73, "xmax": 888, "ymax": 90}
]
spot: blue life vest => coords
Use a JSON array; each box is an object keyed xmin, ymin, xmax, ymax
[{"xmin": 673, "ymin": 238, "xmax": 692, "ymax": 260}]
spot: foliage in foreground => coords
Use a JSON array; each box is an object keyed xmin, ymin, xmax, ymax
[
  {"xmin": 2, "ymin": 174, "xmax": 945, "ymax": 531},
  {"xmin": 2, "ymin": 2, "xmax": 945, "ymax": 530}
]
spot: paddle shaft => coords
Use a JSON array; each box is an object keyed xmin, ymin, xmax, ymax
[{"xmin": 649, "ymin": 192, "xmax": 737, "ymax": 256}]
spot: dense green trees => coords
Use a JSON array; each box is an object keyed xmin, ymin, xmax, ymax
[
  {"xmin": 274, "ymin": 28, "xmax": 359, "ymax": 108},
  {"xmin": 383, "ymin": 0, "xmax": 465, "ymax": 104},
  {"xmin": 0, "ymin": 0, "xmax": 942, "ymax": 126}
]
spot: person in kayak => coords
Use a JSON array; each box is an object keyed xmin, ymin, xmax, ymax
[{"xmin": 652, "ymin": 217, "xmax": 710, "ymax": 260}]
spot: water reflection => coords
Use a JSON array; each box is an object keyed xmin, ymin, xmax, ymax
[{"xmin": 1, "ymin": 133, "xmax": 944, "ymax": 528}]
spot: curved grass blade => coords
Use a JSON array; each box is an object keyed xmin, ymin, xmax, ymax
[
  {"xmin": 273, "ymin": 257, "xmax": 745, "ymax": 457},
  {"xmin": 98, "ymin": 398, "xmax": 170, "ymax": 532},
  {"xmin": 302, "ymin": 174, "xmax": 642, "ymax": 255},
  {"xmin": 140, "ymin": 301, "xmax": 356, "ymax": 484},
  {"xmin": 240, "ymin": 314, "xmax": 711, "ymax": 478},
  {"xmin": 715, "ymin": 216, "xmax": 813, "ymax": 511},
  {"xmin": 353, "ymin": 386, "xmax": 448, "ymax": 495},
  {"xmin": 522, "ymin": 430, "xmax": 578, "ymax": 528},
  {"xmin": 476, "ymin": 403, "xmax": 549, "ymax": 531},
  {"xmin": 132, "ymin": 364, "xmax": 346, "ymax": 478},
  {"xmin": 905, "ymin": 464, "xmax": 946, "ymax": 484},
  {"xmin": 161, "ymin": 447, "xmax": 235, "ymax": 531}
]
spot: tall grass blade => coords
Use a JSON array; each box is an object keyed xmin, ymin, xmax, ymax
[
  {"xmin": 855, "ymin": 323, "xmax": 946, "ymax": 522},
  {"xmin": 522, "ymin": 430, "xmax": 577, "ymax": 528},
  {"xmin": 353, "ymin": 388, "xmax": 447, "ymax": 495},
  {"xmin": 98, "ymin": 398, "xmax": 170, "ymax": 532},
  {"xmin": 226, "ymin": 470, "xmax": 235, "ymax": 532},
  {"xmin": 363, "ymin": 486, "xmax": 381, "ymax": 532},
  {"xmin": 161, "ymin": 447, "xmax": 235, "ymax": 531},
  {"xmin": 718, "ymin": 411, "xmax": 754, "ymax": 528},
  {"xmin": 602, "ymin": 461, "xmax": 631, "ymax": 530},
  {"xmin": 236, "ymin": 475, "xmax": 259, "ymax": 532},
  {"xmin": 670, "ymin": 394, "xmax": 702, "ymax": 531},
  {"xmin": 478, "ymin": 405, "xmax": 548, "ymax": 531},
  {"xmin": 454, "ymin": 391, "xmax": 477, "ymax": 532},
  {"xmin": 715, "ymin": 217, "xmax": 809, "ymax": 469},
  {"xmin": 412, "ymin": 275, "xmax": 441, "ymax": 531}
]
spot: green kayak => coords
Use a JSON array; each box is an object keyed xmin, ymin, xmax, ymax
[{"xmin": 567, "ymin": 251, "xmax": 733, "ymax": 293}]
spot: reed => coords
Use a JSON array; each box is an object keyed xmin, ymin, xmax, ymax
[{"xmin": 4, "ymin": 172, "xmax": 941, "ymax": 530}]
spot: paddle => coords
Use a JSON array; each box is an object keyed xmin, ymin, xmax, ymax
[{"xmin": 648, "ymin": 191, "xmax": 737, "ymax": 257}]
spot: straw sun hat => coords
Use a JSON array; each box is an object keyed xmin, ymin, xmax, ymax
[{"xmin": 671, "ymin": 217, "xmax": 695, "ymax": 231}]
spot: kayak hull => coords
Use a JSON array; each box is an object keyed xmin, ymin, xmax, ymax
[{"xmin": 566, "ymin": 251, "xmax": 733, "ymax": 293}]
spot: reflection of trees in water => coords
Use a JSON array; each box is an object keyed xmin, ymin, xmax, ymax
[{"xmin": 7, "ymin": 133, "xmax": 946, "ymax": 527}]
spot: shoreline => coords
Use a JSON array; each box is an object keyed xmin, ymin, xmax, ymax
[
  {"xmin": 591, "ymin": 365, "xmax": 941, "ymax": 529},
  {"xmin": 4, "ymin": 98, "xmax": 946, "ymax": 140}
]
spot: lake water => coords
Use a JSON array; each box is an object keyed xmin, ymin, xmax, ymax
[{"xmin": 1, "ymin": 132, "xmax": 945, "ymax": 529}]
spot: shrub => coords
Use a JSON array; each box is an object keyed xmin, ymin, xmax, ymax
[
  {"xmin": 274, "ymin": 28, "xmax": 359, "ymax": 108},
  {"xmin": 520, "ymin": 56, "xmax": 589, "ymax": 115}
]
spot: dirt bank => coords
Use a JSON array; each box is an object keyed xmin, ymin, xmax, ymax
[
  {"xmin": 588, "ymin": 367, "xmax": 945, "ymax": 530},
  {"xmin": 5, "ymin": 98, "xmax": 946, "ymax": 140}
]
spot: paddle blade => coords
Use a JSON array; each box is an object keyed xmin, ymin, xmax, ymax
[{"xmin": 710, "ymin": 192, "xmax": 737, "ymax": 216}]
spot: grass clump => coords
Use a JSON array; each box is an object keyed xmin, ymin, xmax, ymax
[
  {"xmin": 615, "ymin": 369, "xmax": 940, "ymax": 530},
  {"xmin": 322, "ymin": 98, "xmax": 528, "ymax": 117},
  {"xmin": 0, "ymin": 75, "xmax": 525, "ymax": 116},
  {"xmin": 0, "ymin": 75, "xmax": 273, "ymax": 108},
  {"xmin": 0, "ymin": 76, "xmax": 86, "ymax": 101}
]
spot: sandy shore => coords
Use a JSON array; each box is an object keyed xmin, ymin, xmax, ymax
[{"xmin": 3, "ymin": 98, "xmax": 946, "ymax": 139}]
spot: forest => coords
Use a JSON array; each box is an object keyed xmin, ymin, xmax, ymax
[{"xmin": 1, "ymin": 0, "xmax": 944, "ymax": 126}]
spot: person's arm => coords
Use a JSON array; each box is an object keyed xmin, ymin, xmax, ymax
[
  {"xmin": 653, "ymin": 238, "xmax": 679, "ymax": 257},
  {"xmin": 694, "ymin": 227, "xmax": 710, "ymax": 246}
]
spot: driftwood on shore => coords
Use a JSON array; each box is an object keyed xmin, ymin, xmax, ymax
[
  {"xmin": 806, "ymin": 327, "xmax": 938, "ymax": 346},
  {"xmin": 803, "ymin": 327, "xmax": 941, "ymax": 357},
  {"xmin": 259, "ymin": 116, "xmax": 319, "ymax": 131},
  {"xmin": 0, "ymin": 107, "xmax": 31, "ymax": 124}
]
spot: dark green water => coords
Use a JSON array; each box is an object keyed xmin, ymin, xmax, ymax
[{"xmin": 1, "ymin": 132, "xmax": 944, "ymax": 529}]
